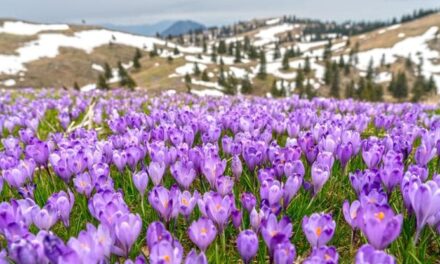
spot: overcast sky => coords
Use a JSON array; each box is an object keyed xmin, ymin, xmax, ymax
[{"xmin": 1, "ymin": 0, "xmax": 439, "ymax": 26}]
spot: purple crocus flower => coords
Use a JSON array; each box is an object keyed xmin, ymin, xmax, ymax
[
  {"xmin": 146, "ymin": 221, "xmax": 173, "ymax": 250},
  {"xmin": 407, "ymin": 179, "xmax": 440, "ymax": 240},
  {"xmin": 231, "ymin": 209, "xmax": 242, "ymax": 230},
  {"xmin": 73, "ymin": 172, "xmax": 94, "ymax": 197},
  {"xmin": 179, "ymin": 190, "xmax": 199, "ymax": 219},
  {"xmin": 336, "ymin": 142, "xmax": 354, "ymax": 168},
  {"xmin": 188, "ymin": 217, "xmax": 217, "ymax": 252},
  {"xmin": 273, "ymin": 241, "xmax": 296, "ymax": 264},
  {"xmin": 250, "ymin": 207, "xmax": 265, "ymax": 232},
  {"xmin": 150, "ymin": 240, "xmax": 183, "ymax": 264},
  {"xmin": 216, "ymin": 176, "xmax": 234, "ymax": 196},
  {"xmin": 241, "ymin": 192, "xmax": 257, "ymax": 213},
  {"xmin": 303, "ymin": 246, "xmax": 339, "ymax": 264},
  {"xmin": 414, "ymin": 143, "xmax": 436, "ymax": 166},
  {"xmin": 261, "ymin": 214, "xmax": 293, "ymax": 252},
  {"xmin": 32, "ymin": 205, "xmax": 58, "ymax": 230},
  {"xmin": 311, "ymin": 163, "xmax": 330, "ymax": 196},
  {"xmin": 133, "ymin": 171, "xmax": 149, "ymax": 197},
  {"xmin": 201, "ymin": 156, "xmax": 226, "ymax": 187},
  {"xmin": 25, "ymin": 141, "xmax": 49, "ymax": 166},
  {"xmin": 184, "ymin": 249, "xmax": 208, "ymax": 264},
  {"xmin": 359, "ymin": 204, "xmax": 402, "ymax": 250},
  {"xmin": 47, "ymin": 190, "xmax": 75, "ymax": 227},
  {"xmin": 236, "ymin": 229, "xmax": 259, "ymax": 264},
  {"xmin": 114, "ymin": 213, "xmax": 142, "ymax": 256},
  {"xmin": 283, "ymin": 175, "xmax": 302, "ymax": 208},
  {"xmin": 302, "ymin": 213, "xmax": 336, "ymax": 248},
  {"xmin": 148, "ymin": 185, "xmax": 179, "ymax": 222},
  {"xmin": 148, "ymin": 161, "xmax": 166, "ymax": 186},
  {"xmin": 355, "ymin": 244, "xmax": 396, "ymax": 264},
  {"xmin": 171, "ymin": 159, "xmax": 196, "ymax": 189},
  {"xmin": 231, "ymin": 155, "xmax": 243, "ymax": 180},
  {"xmin": 342, "ymin": 200, "xmax": 362, "ymax": 229},
  {"xmin": 243, "ymin": 145, "xmax": 263, "ymax": 171},
  {"xmin": 205, "ymin": 192, "xmax": 233, "ymax": 232},
  {"xmin": 362, "ymin": 144, "xmax": 384, "ymax": 169}
]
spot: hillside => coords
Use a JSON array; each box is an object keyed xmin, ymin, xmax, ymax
[{"xmin": 0, "ymin": 12, "xmax": 439, "ymax": 102}]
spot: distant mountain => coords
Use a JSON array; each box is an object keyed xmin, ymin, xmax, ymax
[
  {"xmin": 161, "ymin": 20, "xmax": 206, "ymax": 37},
  {"xmin": 102, "ymin": 20, "xmax": 175, "ymax": 36}
]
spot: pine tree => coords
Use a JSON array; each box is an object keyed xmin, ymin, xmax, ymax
[
  {"xmin": 282, "ymin": 52, "xmax": 290, "ymax": 70},
  {"xmin": 258, "ymin": 50, "xmax": 267, "ymax": 80},
  {"xmin": 426, "ymin": 75, "xmax": 437, "ymax": 93},
  {"xmin": 412, "ymin": 75, "xmax": 425, "ymax": 102},
  {"xmin": 248, "ymin": 46, "xmax": 258, "ymax": 60},
  {"xmin": 97, "ymin": 74, "xmax": 109, "ymax": 90},
  {"xmin": 295, "ymin": 67, "xmax": 305, "ymax": 97},
  {"xmin": 184, "ymin": 73, "xmax": 192, "ymax": 93},
  {"xmin": 405, "ymin": 54, "xmax": 413, "ymax": 70},
  {"xmin": 117, "ymin": 62, "xmax": 128, "ymax": 86},
  {"xmin": 218, "ymin": 64, "xmax": 226, "ymax": 87},
  {"xmin": 202, "ymin": 38, "xmax": 207, "ymax": 53},
  {"xmin": 345, "ymin": 80, "xmax": 355, "ymax": 98},
  {"xmin": 304, "ymin": 56, "xmax": 311, "ymax": 75},
  {"xmin": 149, "ymin": 45, "xmax": 158, "ymax": 58},
  {"xmin": 271, "ymin": 80, "xmax": 283, "ymax": 97},
  {"xmin": 193, "ymin": 63, "xmax": 201, "ymax": 76},
  {"xmin": 167, "ymin": 56, "xmax": 173, "ymax": 64},
  {"xmin": 338, "ymin": 55, "xmax": 345, "ymax": 68},
  {"xmin": 133, "ymin": 49, "xmax": 142, "ymax": 70},
  {"xmin": 228, "ymin": 42, "xmax": 234, "ymax": 56},
  {"xmin": 218, "ymin": 40, "xmax": 227, "ymax": 54},
  {"xmin": 73, "ymin": 82, "xmax": 80, "ymax": 91},
  {"xmin": 173, "ymin": 47, "xmax": 180, "ymax": 55},
  {"xmin": 305, "ymin": 79, "xmax": 315, "ymax": 99},
  {"xmin": 324, "ymin": 61, "xmax": 333, "ymax": 85},
  {"xmin": 330, "ymin": 64, "xmax": 340, "ymax": 98},
  {"xmin": 241, "ymin": 75, "xmax": 253, "ymax": 94},
  {"xmin": 234, "ymin": 42, "xmax": 242, "ymax": 63},
  {"xmin": 380, "ymin": 54, "xmax": 386, "ymax": 67},
  {"xmin": 273, "ymin": 44, "xmax": 281, "ymax": 60},
  {"xmin": 125, "ymin": 75, "xmax": 137, "ymax": 91},
  {"xmin": 201, "ymin": 70, "xmax": 210, "ymax": 81},
  {"xmin": 366, "ymin": 58, "xmax": 374, "ymax": 81},
  {"xmin": 104, "ymin": 62, "xmax": 113, "ymax": 80},
  {"xmin": 393, "ymin": 71, "xmax": 408, "ymax": 100},
  {"xmin": 225, "ymin": 75, "xmax": 237, "ymax": 95}
]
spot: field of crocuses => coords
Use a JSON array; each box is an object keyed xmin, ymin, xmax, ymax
[{"xmin": 0, "ymin": 88, "xmax": 439, "ymax": 264}]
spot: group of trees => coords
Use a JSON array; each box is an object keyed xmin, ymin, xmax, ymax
[{"xmin": 96, "ymin": 49, "xmax": 139, "ymax": 90}]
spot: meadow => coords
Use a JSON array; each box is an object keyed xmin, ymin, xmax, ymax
[{"xmin": 0, "ymin": 88, "xmax": 439, "ymax": 264}]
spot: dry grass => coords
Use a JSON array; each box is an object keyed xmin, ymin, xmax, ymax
[
  {"xmin": 350, "ymin": 13, "xmax": 440, "ymax": 51},
  {"xmin": 0, "ymin": 33, "xmax": 37, "ymax": 55}
]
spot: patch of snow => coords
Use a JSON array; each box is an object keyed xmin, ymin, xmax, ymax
[
  {"xmin": 254, "ymin": 24, "xmax": 294, "ymax": 46},
  {"xmin": 296, "ymin": 40, "xmax": 327, "ymax": 52},
  {"xmin": 154, "ymin": 62, "xmax": 160, "ymax": 67},
  {"xmin": 374, "ymin": 72, "xmax": 392, "ymax": 83},
  {"xmin": 0, "ymin": 28, "xmax": 202, "ymax": 75},
  {"xmin": 229, "ymin": 67, "xmax": 248, "ymax": 79},
  {"xmin": 349, "ymin": 27, "xmax": 440, "ymax": 92},
  {"xmin": 2, "ymin": 79, "xmax": 16, "ymax": 87},
  {"xmin": 163, "ymin": 90, "xmax": 176, "ymax": 96},
  {"xmin": 266, "ymin": 18, "xmax": 281, "ymax": 26},
  {"xmin": 0, "ymin": 21, "xmax": 69, "ymax": 35},
  {"xmin": 191, "ymin": 89, "xmax": 224, "ymax": 97},
  {"xmin": 192, "ymin": 80, "xmax": 224, "ymax": 90},
  {"xmin": 92, "ymin": 64, "xmax": 104, "ymax": 72},
  {"xmin": 387, "ymin": 24, "xmax": 401, "ymax": 31},
  {"xmin": 80, "ymin": 84, "xmax": 96, "ymax": 92},
  {"xmin": 173, "ymin": 63, "xmax": 207, "ymax": 77},
  {"xmin": 398, "ymin": 33, "xmax": 405, "ymax": 38}
]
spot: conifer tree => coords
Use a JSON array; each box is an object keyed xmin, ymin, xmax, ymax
[
  {"xmin": 133, "ymin": 49, "xmax": 142, "ymax": 70},
  {"xmin": 218, "ymin": 40, "xmax": 227, "ymax": 54},
  {"xmin": 273, "ymin": 44, "xmax": 281, "ymax": 60},
  {"xmin": 304, "ymin": 56, "xmax": 311, "ymax": 75},
  {"xmin": 295, "ymin": 67, "xmax": 305, "ymax": 97},
  {"xmin": 193, "ymin": 63, "xmax": 201, "ymax": 76},
  {"xmin": 73, "ymin": 82, "xmax": 80, "ymax": 91},
  {"xmin": 184, "ymin": 73, "xmax": 192, "ymax": 93},
  {"xmin": 173, "ymin": 47, "xmax": 180, "ymax": 55},
  {"xmin": 234, "ymin": 42, "xmax": 242, "ymax": 63},
  {"xmin": 228, "ymin": 42, "xmax": 234, "ymax": 56},
  {"xmin": 167, "ymin": 56, "xmax": 174, "ymax": 64},
  {"xmin": 338, "ymin": 55, "xmax": 345, "ymax": 68},
  {"xmin": 149, "ymin": 45, "xmax": 158, "ymax": 58},
  {"xmin": 258, "ymin": 50, "xmax": 267, "ymax": 80},
  {"xmin": 104, "ymin": 62, "xmax": 113, "ymax": 80},
  {"xmin": 345, "ymin": 80, "xmax": 355, "ymax": 98},
  {"xmin": 393, "ymin": 71, "xmax": 408, "ymax": 100},
  {"xmin": 201, "ymin": 70, "xmax": 210, "ymax": 82},
  {"xmin": 241, "ymin": 75, "xmax": 253, "ymax": 94},
  {"xmin": 330, "ymin": 64, "xmax": 340, "ymax": 98},
  {"xmin": 97, "ymin": 74, "xmax": 109, "ymax": 90},
  {"xmin": 305, "ymin": 79, "xmax": 315, "ymax": 99},
  {"xmin": 282, "ymin": 52, "xmax": 290, "ymax": 70}
]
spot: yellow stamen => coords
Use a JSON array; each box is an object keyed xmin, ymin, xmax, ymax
[
  {"xmin": 201, "ymin": 227, "xmax": 207, "ymax": 235},
  {"xmin": 164, "ymin": 255, "xmax": 171, "ymax": 262},
  {"xmin": 181, "ymin": 198, "xmax": 189, "ymax": 206},
  {"xmin": 315, "ymin": 227, "xmax": 322, "ymax": 237},
  {"xmin": 375, "ymin": 211, "xmax": 385, "ymax": 221}
]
